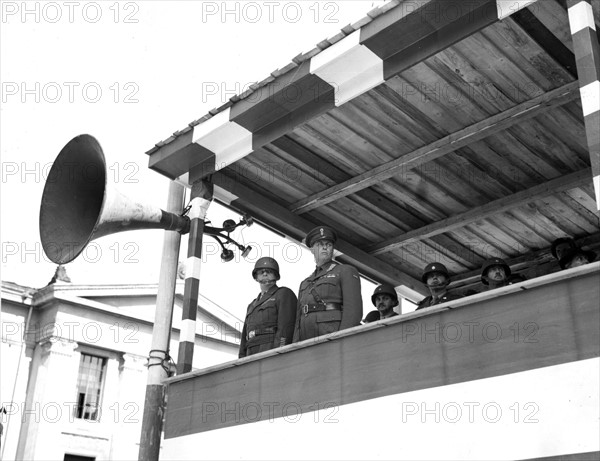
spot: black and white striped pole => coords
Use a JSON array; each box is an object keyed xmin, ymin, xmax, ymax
[
  {"xmin": 568, "ymin": 0, "xmax": 600, "ymax": 213},
  {"xmin": 177, "ymin": 180, "xmax": 213, "ymax": 374}
]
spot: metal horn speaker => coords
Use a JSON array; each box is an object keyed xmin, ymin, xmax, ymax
[{"xmin": 39, "ymin": 134, "xmax": 190, "ymax": 264}]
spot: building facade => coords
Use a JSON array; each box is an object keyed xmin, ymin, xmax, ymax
[{"xmin": 0, "ymin": 277, "xmax": 241, "ymax": 461}]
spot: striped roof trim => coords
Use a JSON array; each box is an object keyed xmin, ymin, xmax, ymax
[
  {"xmin": 146, "ymin": 0, "xmax": 541, "ymax": 184},
  {"xmin": 146, "ymin": 0, "xmax": 401, "ymax": 155}
]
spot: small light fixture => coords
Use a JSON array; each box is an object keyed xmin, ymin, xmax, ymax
[
  {"xmin": 201, "ymin": 214, "xmax": 254, "ymax": 263},
  {"xmin": 241, "ymin": 246, "xmax": 252, "ymax": 258},
  {"xmin": 220, "ymin": 249, "xmax": 234, "ymax": 262}
]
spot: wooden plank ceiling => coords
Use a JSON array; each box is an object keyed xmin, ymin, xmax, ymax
[{"xmin": 148, "ymin": 0, "xmax": 600, "ymax": 300}]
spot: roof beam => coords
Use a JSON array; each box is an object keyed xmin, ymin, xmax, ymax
[
  {"xmin": 147, "ymin": 0, "xmax": 524, "ymax": 182},
  {"xmin": 211, "ymin": 171, "xmax": 427, "ymax": 298},
  {"xmin": 289, "ymin": 81, "xmax": 580, "ymax": 214},
  {"xmin": 367, "ymin": 168, "xmax": 592, "ymax": 255}
]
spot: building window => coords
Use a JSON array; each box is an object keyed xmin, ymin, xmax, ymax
[{"xmin": 74, "ymin": 353, "xmax": 106, "ymax": 421}]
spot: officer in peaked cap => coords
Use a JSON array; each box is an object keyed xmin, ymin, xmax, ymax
[
  {"xmin": 480, "ymin": 257, "xmax": 511, "ymax": 290},
  {"xmin": 239, "ymin": 257, "xmax": 298, "ymax": 358},
  {"xmin": 293, "ymin": 225, "xmax": 362, "ymax": 342},
  {"xmin": 416, "ymin": 262, "xmax": 462, "ymax": 310},
  {"xmin": 371, "ymin": 284, "xmax": 399, "ymax": 320},
  {"xmin": 304, "ymin": 225, "xmax": 337, "ymax": 248}
]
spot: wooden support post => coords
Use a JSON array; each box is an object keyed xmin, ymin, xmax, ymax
[
  {"xmin": 568, "ymin": 0, "xmax": 600, "ymax": 211},
  {"xmin": 138, "ymin": 181, "xmax": 185, "ymax": 461},
  {"xmin": 177, "ymin": 179, "xmax": 213, "ymax": 374}
]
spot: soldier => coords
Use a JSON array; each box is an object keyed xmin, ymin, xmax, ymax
[
  {"xmin": 416, "ymin": 263, "xmax": 462, "ymax": 310},
  {"xmin": 559, "ymin": 247, "xmax": 596, "ymax": 270},
  {"xmin": 480, "ymin": 257, "xmax": 511, "ymax": 290},
  {"xmin": 239, "ymin": 257, "xmax": 298, "ymax": 358},
  {"xmin": 293, "ymin": 225, "xmax": 362, "ymax": 342},
  {"xmin": 551, "ymin": 237, "xmax": 579, "ymax": 265},
  {"xmin": 371, "ymin": 284, "xmax": 400, "ymax": 320}
]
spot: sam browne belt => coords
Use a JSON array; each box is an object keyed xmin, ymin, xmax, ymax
[{"xmin": 301, "ymin": 302, "xmax": 341, "ymax": 315}]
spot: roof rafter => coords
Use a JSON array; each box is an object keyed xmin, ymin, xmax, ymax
[
  {"xmin": 289, "ymin": 81, "xmax": 580, "ymax": 214},
  {"xmin": 367, "ymin": 168, "xmax": 593, "ymax": 255}
]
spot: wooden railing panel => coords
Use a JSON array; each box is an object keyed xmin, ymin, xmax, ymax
[{"xmin": 165, "ymin": 267, "xmax": 600, "ymax": 439}]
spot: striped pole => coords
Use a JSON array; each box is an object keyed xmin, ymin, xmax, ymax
[
  {"xmin": 568, "ymin": 0, "xmax": 600, "ymax": 211},
  {"xmin": 177, "ymin": 180, "xmax": 213, "ymax": 374}
]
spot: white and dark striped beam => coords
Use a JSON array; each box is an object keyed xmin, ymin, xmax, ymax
[
  {"xmin": 147, "ymin": 0, "xmax": 540, "ymax": 183},
  {"xmin": 568, "ymin": 0, "xmax": 600, "ymax": 211},
  {"xmin": 177, "ymin": 180, "xmax": 213, "ymax": 374}
]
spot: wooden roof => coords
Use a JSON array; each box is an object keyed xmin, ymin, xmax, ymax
[{"xmin": 146, "ymin": 0, "xmax": 600, "ymax": 301}]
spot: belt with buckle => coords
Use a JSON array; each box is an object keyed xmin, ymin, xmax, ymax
[
  {"xmin": 301, "ymin": 303, "xmax": 341, "ymax": 315},
  {"xmin": 247, "ymin": 326, "xmax": 276, "ymax": 340}
]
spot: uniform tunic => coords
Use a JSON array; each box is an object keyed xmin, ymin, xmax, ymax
[
  {"xmin": 416, "ymin": 291, "xmax": 462, "ymax": 310},
  {"xmin": 293, "ymin": 262, "xmax": 362, "ymax": 342},
  {"xmin": 239, "ymin": 284, "xmax": 298, "ymax": 358}
]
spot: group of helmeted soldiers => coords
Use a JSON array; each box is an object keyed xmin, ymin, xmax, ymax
[{"xmin": 239, "ymin": 228, "xmax": 596, "ymax": 358}]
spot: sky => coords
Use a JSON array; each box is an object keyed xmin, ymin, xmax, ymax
[{"xmin": 0, "ymin": 0, "xmax": 412, "ymax": 322}]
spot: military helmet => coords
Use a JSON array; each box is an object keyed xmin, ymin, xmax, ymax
[
  {"xmin": 252, "ymin": 257, "xmax": 280, "ymax": 280},
  {"xmin": 421, "ymin": 262, "xmax": 450, "ymax": 283},
  {"xmin": 558, "ymin": 247, "xmax": 596, "ymax": 269},
  {"xmin": 371, "ymin": 284, "xmax": 399, "ymax": 307},
  {"xmin": 480, "ymin": 257, "xmax": 511, "ymax": 284},
  {"xmin": 305, "ymin": 225, "xmax": 337, "ymax": 248},
  {"xmin": 551, "ymin": 237, "xmax": 577, "ymax": 260}
]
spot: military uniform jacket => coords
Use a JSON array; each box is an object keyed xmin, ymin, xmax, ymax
[
  {"xmin": 293, "ymin": 262, "xmax": 363, "ymax": 342},
  {"xmin": 239, "ymin": 285, "xmax": 298, "ymax": 358},
  {"xmin": 416, "ymin": 291, "xmax": 462, "ymax": 310}
]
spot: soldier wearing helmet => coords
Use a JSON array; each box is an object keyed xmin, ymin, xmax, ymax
[
  {"xmin": 416, "ymin": 262, "xmax": 462, "ymax": 310},
  {"xmin": 481, "ymin": 257, "xmax": 511, "ymax": 290},
  {"xmin": 239, "ymin": 257, "xmax": 298, "ymax": 358},
  {"xmin": 371, "ymin": 284, "xmax": 399, "ymax": 320},
  {"xmin": 559, "ymin": 247, "xmax": 596, "ymax": 270},
  {"xmin": 551, "ymin": 237, "xmax": 578, "ymax": 265},
  {"xmin": 293, "ymin": 225, "xmax": 362, "ymax": 342},
  {"xmin": 551, "ymin": 237, "xmax": 597, "ymax": 270}
]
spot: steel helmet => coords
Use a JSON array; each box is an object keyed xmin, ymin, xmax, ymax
[
  {"xmin": 558, "ymin": 248, "xmax": 596, "ymax": 269},
  {"xmin": 371, "ymin": 284, "xmax": 399, "ymax": 307},
  {"xmin": 551, "ymin": 237, "xmax": 577, "ymax": 260},
  {"xmin": 421, "ymin": 263, "xmax": 450, "ymax": 283},
  {"xmin": 480, "ymin": 258, "xmax": 511, "ymax": 284},
  {"xmin": 252, "ymin": 257, "xmax": 280, "ymax": 280}
]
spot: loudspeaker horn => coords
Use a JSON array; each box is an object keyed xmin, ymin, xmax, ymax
[{"xmin": 39, "ymin": 134, "xmax": 190, "ymax": 265}]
